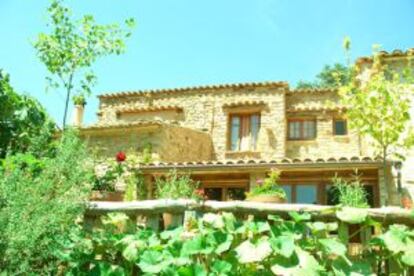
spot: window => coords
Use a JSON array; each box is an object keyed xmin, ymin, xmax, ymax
[
  {"xmin": 296, "ymin": 185, "xmax": 317, "ymax": 204},
  {"xmin": 229, "ymin": 113, "xmax": 260, "ymax": 151},
  {"xmin": 280, "ymin": 184, "xmax": 318, "ymax": 204},
  {"xmin": 288, "ymin": 119, "xmax": 316, "ymax": 140},
  {"xmin": 333, "ymin": 119, "xmax": 347, "ymax": 135}
]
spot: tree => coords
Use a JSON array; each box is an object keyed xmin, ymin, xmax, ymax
[
  {"xmin": 0, "ymin": 70, "xmax": 55, "ymax": 158},
  {"xmin": 296, "ymin": 63, "xmax": 351, "ymax": 89},
  {"xmin": 34, "ymin": 0, "xmax": 135, "ymax": 128},
  {"xmin": 339, "ymin": 45, "xmax": 414, "ymax": 204},
  {"xmin": 0, "ymin": 130, "xmax": 93, "ymax": 273}
]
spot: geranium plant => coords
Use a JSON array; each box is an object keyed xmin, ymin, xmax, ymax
[{"xmin": 246, "ymin": 169, "xmax": 286, "ymax": 199}]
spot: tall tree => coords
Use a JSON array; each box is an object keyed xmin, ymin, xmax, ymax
[
  {"xmin": 0, "ymin": 70, "xmax": 55, "ymax": 158},
  {"xmin": 339, "ymin": 43, "xmax": 414, "ymax": 204},
  {"xmin": 296, "ymin": 63, "xmax": 351, "ymax": 89},
  {"xmin": 34, "ymin": 0, "xmax": 135, "ymax": 128}
]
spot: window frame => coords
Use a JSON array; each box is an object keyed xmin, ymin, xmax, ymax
[
  {"xmin": 333, "ymin": 118, "xmax": 348, "ymax": 136},
  {"xmin": 287, "ymin": 118, "xmax": 317, "ymax": 141},
  {"xmin": 227, "ymin": 112, "xmax": 261, "ymax": 152}
]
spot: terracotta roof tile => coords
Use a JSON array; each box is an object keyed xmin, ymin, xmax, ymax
[
  {"xmin": 99, "ymin": 81, "xmax": 288, "ymax": 99},
  {"xmin": 286, "ymin": 104, "xmax": 346, "ymax": 112},
  {"xmin": 222, "ymin": 100, "xmax": 266, "ymax": 108},
  {"xmin": 116, "ymin": 105, "xmax": 183, "ymax": 114},
  {"xmin": 287, "ymin": 88, "xmax": 337, "ymax": 94},
  {"xmin": 357, "ymin": 48, "xmax": 414, "ymax": 64},
  {"xmin": 138, "ymin": 156, "xmax": 383, "ymax": 169},
  {"xmin": 79, "ymin": 119, "xmax": 175, "ymax": 131}
]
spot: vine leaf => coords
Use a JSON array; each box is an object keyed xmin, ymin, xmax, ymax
[{"xmin": 235, "ymin": 239, "xmax": 272, "ymax": 263}]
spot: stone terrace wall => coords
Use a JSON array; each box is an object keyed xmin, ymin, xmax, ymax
[{"xmin": 81, "ymin": 125, "xmax": 212, "ymax": 162}]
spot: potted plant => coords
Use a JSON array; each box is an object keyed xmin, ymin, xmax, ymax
[
  {"xmin": 155, "ymin": 169, "xmax": 200, "ymax": 229},
  {"xmin": 331, "ymin": 173, "xmax": 369, "ymax": 249},
  {"xmin": 90, "ymin": 152, "xmax": 127, "ymax": 201},
  {"xmin": 246, "ymin": 169, "xmax": 286, "ymax": 203},
  {"xmin": 72, "ymin": 94, "xmax": 86, "ymax": 126}
]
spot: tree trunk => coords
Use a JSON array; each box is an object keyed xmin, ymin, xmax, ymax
[
  {"xmin": 383, "ymin": 146, "xmax": 388, "ymax": 206},
  {"xmin": 62, "ymin": 73, "xmax": 74, "ymax": 129}
]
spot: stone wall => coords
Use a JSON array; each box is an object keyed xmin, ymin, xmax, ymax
[
  {"xmin": 98, "ymin": 86, "xmax": 287, "ymax": 160},
  {"xmin": 81, "ymin": 125, "xmax": 212, "ymax": 162},
  {"xmin": 285, "ymin": 91, "xmax": 362, "ymax": 159}
]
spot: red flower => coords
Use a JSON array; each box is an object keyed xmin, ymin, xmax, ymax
[
  {"xmin": 116, "ymin": 151, "xmax": 126, "ymax": 162},
  {"xmin": 195, "ymin": 189, "xmax": 205, "ymax": 196}
]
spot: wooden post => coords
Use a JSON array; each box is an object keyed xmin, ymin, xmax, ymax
[
  {"xmin": 146, "ymin": 214, "xmax": 160, "ymax": 231},
  {"xmin": 144, "ymin": 174, "xmax": 154, "ymax": 199}
]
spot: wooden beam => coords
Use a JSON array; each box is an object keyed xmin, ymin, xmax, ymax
[{"xmin": 87, "ymin": 200, "xmax": 414, "ymax": 226}]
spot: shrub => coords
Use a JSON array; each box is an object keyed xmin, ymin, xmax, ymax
[
  {"xmin": 246, "ymin": 169, "xmax": 286, "ymax": 199},
  {"xmin": 331, "ymin": 173, "xmax": 369, "ymax": 208},
  {"xmin": 0, "ymin": 129, "xmax": 92, "ymax": 274},
  {"xmin": 60, "ymin": 210, "xmax": 414, "ymax": 275},
  {"xmin": 155, "ymin": 169, "xmax": 199, "ymax": 199}
]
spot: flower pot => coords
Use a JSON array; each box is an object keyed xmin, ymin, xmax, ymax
[
  {"xmin": 401, "ymin": 195, "xmax": 413, "ymax": 209},
  {"xmin": 247, "ymin": 195, "xmax": 286, "ymax": 203},
  {"xmin": 72, "ymin": 104, "xmax": 85, "ymax": 127},
  {"xmin": 90, "ymin": 191, "xmax": 123, "ymax": 201}
]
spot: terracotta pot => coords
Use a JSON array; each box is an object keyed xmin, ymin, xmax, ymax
[
  {"xmin": 90, "ymin": 191, "xmax": 123, "ymax": 201},
  {"xmin": 247, "ymin": 195, "xmax": 286, "ymax": 203},
  {"xmin": 401, "ymin": 196, "xmax": 413, "ymax": 209}
]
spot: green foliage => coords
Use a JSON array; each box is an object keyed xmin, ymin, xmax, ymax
[
  {"xmin": 156, "ymin": 169, "xmax": 200, "ymax": 199},
  {"xmin": 72, "ymin": 94, "xmax": 86, "ymax": 106},
  {"xmin": 331, "ymin": 173, "xmax": 369, "ymax": 208},
  {"xmin": 0, "ymin": 129, "xmax": 93, "ymax": 274},
  {"xmin": 246, "ymin": 170, "xmax": 286, "ymax": 199},
  {"xmin": 0, "ymin": 70, "xmax": 55, "ymax": 158},
  {"xmin": 339, "ymin": 42, "xmax": 414, "ymax": 202},
  {"xmin": 296, "ymin": 63, "xmax": 351, "ymax": 89},
  {"xmin": 33, "ymin": 0, "xmax": 135, "ymax": 127},
  {"xmin": 58, "ymin": 210, "xmax": 414, "ymax": 275}
]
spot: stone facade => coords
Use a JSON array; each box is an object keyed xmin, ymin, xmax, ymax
[{"xmin": 94, "ymin": 83, "xmax": 363, "ymax": 162}]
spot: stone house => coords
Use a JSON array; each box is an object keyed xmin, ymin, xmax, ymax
[{"xmin": 79, "ymin": 74, "xmax": 404, "ymax": 207}]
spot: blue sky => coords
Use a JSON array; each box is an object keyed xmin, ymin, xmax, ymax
[{"xmin": 0, "ymin": 0, "xmax": 413, "ymax": 126}]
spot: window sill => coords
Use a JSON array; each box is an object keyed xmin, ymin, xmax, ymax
[
  {"xmin": 333, "ymin": 135, "xmax": 350, "ymax": 142},
  {"xmin": 287, "ymin": 139, "xmax": 317, "ymax": 142}
]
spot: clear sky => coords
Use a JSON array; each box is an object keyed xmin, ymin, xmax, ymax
[{"xmin": 0, "ymin": 0, "xmax": 413, "ymax": 126}]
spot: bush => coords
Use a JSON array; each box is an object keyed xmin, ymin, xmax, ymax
[
  {"xmin": 331, "ymin": 173, "xmax": 369, "ymax": 208},
  {"xmin": 61, "ymin": 210, "xmax": 414, "ymax": 275},
  {"xmin": 0, "ymin": 70, "xmax": 55, "ymax": 158},
  {"xmin": 246, "ymin": 169, "xmax": 286, "ymax": 199},
  {"xmin": 0, "ymin": 129, "xmax": 92, "ymax": 274},
  {"xmin": 155, "ymin": 169, "xmax": 199, "ymax": 199}
]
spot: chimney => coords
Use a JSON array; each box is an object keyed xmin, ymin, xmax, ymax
[{"xmin": 72, "ymin": 104, "xmax": 85, "ymax": 127}]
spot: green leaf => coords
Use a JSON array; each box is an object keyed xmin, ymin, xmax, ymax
[
  {"xmin": 122, "ymin": 242, "xmax": 139, "ymax": 262},
  {"xmin": 270, "ymin": 235, "xmax": 295, "ymax": 258},
  {"xmin": 211, "ymin": 260, "xmax": 232, "ymax": 274},
  {"xmin": 336, "ymin": 207, "xmax": 368, "ymax": 224},
  {"xmin": 271, "ymin": 248, "xmax": 323, "ymax": 276},
  {"xmin": 235, "ymin": 239, "xmax": 272, "ymax": 263},
  {"xmin": 402, "ymin": 249, "xmax": 414, "ymax": 266},
  {"xmin": 289, "ymin": 212, "xmax": 311, "ymax": 222},
  {"xmin": 319, "ymin": 238, "xmax": 347, "ymax": 257},
  {"xmin": 138, "ymin": 250, "xmax": 165, "ymax": 274},
  {"xmin": 181, "ymin": 235, "xmax": 213, "ymax": 256}
]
